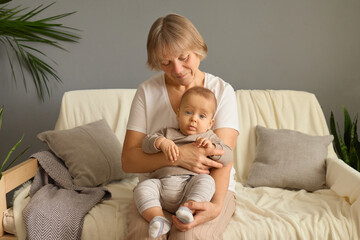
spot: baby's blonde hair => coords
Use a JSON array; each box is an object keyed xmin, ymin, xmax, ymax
[{"xmin": 180, "ymin": 87, "xmax": 217, "ymax": 116}]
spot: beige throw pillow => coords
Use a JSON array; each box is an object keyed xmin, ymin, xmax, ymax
[
  {"xmin": 37, "ymin": 119, "xmax": 127, "ymax": 187},
  {"xmin": 246, "ymin": 125, "xmax": 333, "ymax": 192}
]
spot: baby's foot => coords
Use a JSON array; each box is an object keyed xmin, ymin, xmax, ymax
[
  {"xmin": 176, "ymin": 206, "xmax": 194, "ymax": 224},
  {"xmin": 148, "ymin": 216, "xmax": 171, "ymax": 238}
]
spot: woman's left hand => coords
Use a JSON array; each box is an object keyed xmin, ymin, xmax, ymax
[{"xmin": 171, "ymin": 201, "xmax": 221, "ymax": 231}]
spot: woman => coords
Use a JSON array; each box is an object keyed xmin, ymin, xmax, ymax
[{"xmin": 122, "ymin": 13, "xmax": 239, "ymax": 240}]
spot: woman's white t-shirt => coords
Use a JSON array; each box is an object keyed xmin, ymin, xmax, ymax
[{"xmin": 127, "ymin": 72, "xmax": 239, "ymax": 192}]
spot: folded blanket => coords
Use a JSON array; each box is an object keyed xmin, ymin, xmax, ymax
[{"xmin": 23, "ymin": 151, "xmax": 111, "ymax": 240}]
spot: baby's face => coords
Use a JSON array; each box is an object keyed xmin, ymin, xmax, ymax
[{"xmin": 177, "ymin": 94, "xmax": 215, "ymax": 135}]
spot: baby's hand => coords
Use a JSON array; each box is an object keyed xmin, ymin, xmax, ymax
[
  {"xmin": 159, "ymin": 139, "xmax": 179, "ymax": 162},
  {"xmin": 195, "ymin": 137, "xmax": 215, "ymax": 149}
]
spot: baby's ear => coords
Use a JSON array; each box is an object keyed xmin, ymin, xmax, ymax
[
  {"xmin": 176, "ymin": 109, "xmax": 180, "ymax": 120},
  {"xmin": 208, "ymin": 119, "xmax": 215, "ymax": 129}
]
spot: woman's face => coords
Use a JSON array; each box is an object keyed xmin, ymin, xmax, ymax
[{"xmin": 160, "ymin": 51, "xmax": 202, "ymax": 87}]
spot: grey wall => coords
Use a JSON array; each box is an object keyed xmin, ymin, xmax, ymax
[{"xmin": 1, "ymin": 0, "xmax": 360, "ymax": 174}]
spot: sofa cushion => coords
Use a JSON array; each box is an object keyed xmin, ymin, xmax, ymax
[
  {"xmin": 37, "ymin": 119, "xmax": 127, "ymax": 187},
  {"xmin": 234, "ymin": 90, "xmax": 337, "ymax": 184},
  {"xmin": 246, "ymin": 125, "xmax": 333, "ymax": 191}
]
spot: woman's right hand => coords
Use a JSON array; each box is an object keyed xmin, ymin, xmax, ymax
[{"xmin": 175, "ymin": 143, "xmax": 224, "ymax": 174}]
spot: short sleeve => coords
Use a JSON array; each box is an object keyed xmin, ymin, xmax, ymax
[
  {"xmin": 213, "ymin": 84, "xmax": 239, "ymax": 132},
  {"xmin": 126, "ymin": 86, "xmax": 147, "ymax": 134}
]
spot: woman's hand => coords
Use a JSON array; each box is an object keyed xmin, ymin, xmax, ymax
[
  {"xmin": 176, "ymin": 143, "xmax": 224, "ymax": 174},
  {"xmin": 171, "ymin": 201, "xmax": 221, "ymax": 231}
]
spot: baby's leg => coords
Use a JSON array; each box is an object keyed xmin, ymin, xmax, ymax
[
  {"xmin": 176, "ymin": 174, "xmax": 216, "ymax": 223},
  {"xmin": 133, "ymin": 179, "xmax": 171, "ymax": 238},
  {"xmin": 142, "ymin": 206, "xmax": 164, "ymax": 222},
  {"xmin": 142, "ymin": 207, "xmax": 171, "ymax": 238}
]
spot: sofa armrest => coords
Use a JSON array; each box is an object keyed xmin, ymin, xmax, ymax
[
  {"xmin": 0, "ymin": 158, "xmax": 38, "ymax": 238},
  {"xmin": 326, "ymin": 157, "xmax": 360, "ymax": 204}
]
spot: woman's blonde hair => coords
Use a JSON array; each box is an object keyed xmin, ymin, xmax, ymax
[{"xmin": 147, "ymin": 13, "xmax": 208, "ymax": 70}]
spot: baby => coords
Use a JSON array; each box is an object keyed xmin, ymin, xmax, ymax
[{"xmin": 133, "ymin": 86, "xmax": 233, "ymax": 238}]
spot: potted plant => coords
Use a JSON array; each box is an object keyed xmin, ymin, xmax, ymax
[
  {"xmin": 0, "ymin": 0, "xmax": 80, "ymax": 101},
  {"xmin": 1, "ymin": 0, "xmax": 80, "ymax": 176},
  {"xmin": 330, "ymin": 107, "xmax": 360, "ymax": 171}
]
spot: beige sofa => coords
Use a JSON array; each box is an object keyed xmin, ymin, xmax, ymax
[{"xmin": 1, "ymin": 89, "xmax": 359, "ymax": 239}]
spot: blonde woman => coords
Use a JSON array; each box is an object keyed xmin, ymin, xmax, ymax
[{"xmin": 122, "ymin": 13, "xmax": 239, "ymax": 240}]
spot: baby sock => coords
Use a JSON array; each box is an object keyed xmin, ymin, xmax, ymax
[
  {"xmin": 148, "ymin": 216, "xmax": 171, "ymax": 238},
  {"xmin": 176, "ymin": 206, "xmax": 194, "ymax": 224}
]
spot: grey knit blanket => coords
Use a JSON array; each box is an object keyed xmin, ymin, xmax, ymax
[{"xmin": 23, "ymin": 151, "xmax": 111, "ymax": 240}]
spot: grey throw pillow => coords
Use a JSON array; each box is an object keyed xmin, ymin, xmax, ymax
[
  {"xmin": 246, "ymin": 125, "xmax": 334, "ymax": 192},
  {"xmin": 37, "ymin": 119, "xmax": 127, "ymax": 187}
]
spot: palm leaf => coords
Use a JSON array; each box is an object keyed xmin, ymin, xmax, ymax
[
  {"xmin": 0, "ymin": 0, "xmax": 12, "ymax": 4},
  {"xmin": 349, "ymin": 119, "xmax": 359, "ymax": 169},
  {"xmin": 5, "ymin": 36, "xmax": 27, "ymax": 88},
  {"xmin": 0, "ymin": 105, "xmax": 31, "ymax": 179},
  {"xmin": 1, "ymin": 134, "xmax": 24, "ymax": 170},
  {"xmin": 0, "ymin": 2, "xmax": 81, "ymax": 101},
  {"xmin": 16, "ymin": 3, "xmax": 51, "ymax": 21},
  {"xmin": 4, "ymin": 42, "xmax": 19, "ymax": 85},
  {"xmin": 331, "ymin": 108, "xmax": 360, "ymax": 172},
  {"xmin": 0, "ymin": 134, "xmax": 30, "ymax": 177},
  {"xmin": 349, "ymin": 141, "xmax": 359, "ymax": 171},
  {"xmin": 337, "ymin": 122, "xmax": 350, "ymax": 164},
  {"xmin": 0, "ymin": 5, "xmax": 23, "ymax": 20},
  {"xmin": 0, "ymin": 105, "xmax": 3, "ymax": 130},
  {"xmin": 3, "ymin": 144, "xmax": 30, "ymax": 171},
  {"xmin": 343, "ymin": 107, "xmax": 352, "ymax": 150},
  {"xmin": 352, "ymin": 115, "xmax": 360, "ymax": 170},
  {"xmin": 330, "ymin": 111, "xmax": 343, "ymax": 159}
]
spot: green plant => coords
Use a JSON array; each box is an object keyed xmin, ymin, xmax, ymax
[
  {"xmin": 330, "ymin": 107, "xmax": 360, "ymax": 171},
  {"xmin": 0, "ymin": 105, "xmax": 30, "ymax": 179},
  {"xmin": 0, "ymin": 0, "xmax": 80, "ymax": 101}
]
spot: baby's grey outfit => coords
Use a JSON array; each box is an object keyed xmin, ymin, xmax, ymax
[{"xmin": 134, "ymin": 128, "xmax": 233, "ymax": 214}]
